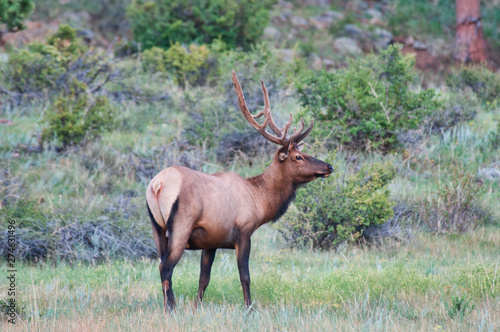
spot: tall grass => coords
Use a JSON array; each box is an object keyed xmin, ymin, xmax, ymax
[{"xmin": 1, "ymin": 226, "xmax": 498, "ymax": 331}]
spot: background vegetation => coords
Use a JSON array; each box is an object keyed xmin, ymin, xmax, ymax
[{"xmin": 0, "ymin": 0, "xmax": 499, "ymax": 330}]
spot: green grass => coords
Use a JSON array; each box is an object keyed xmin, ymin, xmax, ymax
[{"xmin": 1, "ymin": 226, "xmax": 498, "ymax": 331}]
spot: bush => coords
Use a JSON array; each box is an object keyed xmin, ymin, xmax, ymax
[
  {"xmin": 427, "ymin": 90, "xmax": 478, "ymax": 134},
  {"xmin": 413, "ymin": 169, "xmax": 486, "ymax": 233},
  {"xmin": 297, "ymin": 46, "xmax": 443, "ymax": 151},
  {"xmin": 1, "ymin": 48, "xmax": 64, "ymax": 94},
  {"xmin": 447, "ymin": 65, "xmax": 500, "ymax": 104},
  {"xmin": 126, "ymin": 0, "xmax": 275, "ymax": 50},
  {"xmin": 0, "ymin": 196, "xmax": 156, "ymax": 262},
  {"xmin": 278, "ymin": 159, "xmax": 396, "ymax": 250},
  {"xmin": 141, "ymin": 43, "xmax": 210, "ymax": 86},
  {"xmin": 0, "ymin": 24, "xmax": 112, "ymax": 101},
  {"xmin": 41, "ymin": 90, "xmax": 116, "ymax": 149},
  {"xmin": 0, "ymin": 0, "xmax": 34, "ymax": 32}
]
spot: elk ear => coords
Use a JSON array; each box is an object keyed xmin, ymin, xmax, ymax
[
  {"xmin": 297, "ymin": 142, "xmax": 306, "ymax": 152},
  {"xmin": 279, "ymin": 151, "xmax": 289, "ymax": 161}
]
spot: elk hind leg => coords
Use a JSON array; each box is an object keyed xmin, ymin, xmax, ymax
[
  {"xmin": 159, "ymin": 220, "xmax": 193, "ymax": 313},
  {"xmin": 147, "ymin": 201, "xmax": 167, "ymax": 258}
]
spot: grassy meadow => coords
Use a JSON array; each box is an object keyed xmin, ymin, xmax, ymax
[{"xmin": 1, "ymin": 226, "xmax": 499, "ymax": 331}]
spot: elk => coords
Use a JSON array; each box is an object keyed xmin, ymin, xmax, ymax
[{"xmin": 146, "ymin": 71, "xmax": 333, "ymax": 313}]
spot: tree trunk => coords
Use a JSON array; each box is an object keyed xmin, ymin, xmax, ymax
[{"xmin": 455, "ymin": 0, "xmax": 488, "ymax": 63}]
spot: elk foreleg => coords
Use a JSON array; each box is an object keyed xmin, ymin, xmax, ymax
[
  {"xmin": 195, "ymin": 248, "xmax": 217, "ymax": 307},
  {"xmin": 236, "ymin": 237, "xmax": 252, "ymax": 307}
]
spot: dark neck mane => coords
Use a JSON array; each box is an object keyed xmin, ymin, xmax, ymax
[{"xmin": 247, "ymin": 162, "xmax": 297, "ymax": 224}]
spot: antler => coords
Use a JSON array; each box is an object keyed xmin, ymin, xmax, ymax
[{"xmin": 232, "ymin": 71, "xmax": 313, "ymax": 147}]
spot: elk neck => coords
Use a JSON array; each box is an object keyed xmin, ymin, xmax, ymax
[{"xmin": 246, "ymin": 159, "xmax": 297, "ymax": 226}]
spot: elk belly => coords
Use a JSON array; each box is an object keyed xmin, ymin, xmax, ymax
[{"xmin": 187, "ymin": 219, "xmax": 236, "ymax": 250}]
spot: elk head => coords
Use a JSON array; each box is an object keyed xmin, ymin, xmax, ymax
[{"xmin": 232, "ymin": 71, "xmax": 333, "ymax": 184}]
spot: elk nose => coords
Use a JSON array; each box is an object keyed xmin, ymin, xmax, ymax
[{"xmin": 327, "ymin": 164, "xmax": 334, "ymax": 173}]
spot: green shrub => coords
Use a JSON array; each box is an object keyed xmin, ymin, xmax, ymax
[
  {"xmin": 278, "ymin": 160, "xmax": 396, "ymax": 250},
  {"xmin": 0, "ymin": 0, "xmax": 34, "ymax": 32},
  {"xmin": 41, "ymin": 91, "xmax": 116, "ymax": 149},
  {"xmin": 413, "ymin": 169, "xmax": 485, "ymax": 233},
  {"xmin": 447, "ymin": 65, "xmax": 500, "ymax": 104},
  {"xmin": 444, "ymin": 287, "xmax": 475, "ymax": 318},
  {"xmin": 45, "ymin": 23, "xmax": 87, "ymax": 59},
  {"xmin": 2, "ymin": 48, "xmax": 64, "ymax": 93},
  {"xmin": 0, "ymin": 24, "xmax": 111, "ymax": 99},
  {"xmin": 126, "ymin": 0, "xmax": 275, "ymax": 50},
  {"xmin": 141, "ymin": 43, "xmax": 210, "ymax": 86},
  {"xmin": 297, "ymin": 46, "xmax": 443, "ymax": 151}
]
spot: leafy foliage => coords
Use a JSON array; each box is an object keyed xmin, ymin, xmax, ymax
[
  {"xmin": 447, "ymin": 65, "xmax": 500, "ymax": 104},
  {"xmin": 0, "ymin": 24, "xmax": 111, "ymax": 100},
  {"xmin": 141, "ymin": 43, "xmax": 210, "ymax": 86},
  {"xmin": 126, "ymin": 0, "xmax": 275, "ymax": 50},
  {"xmin": 278, "ymin": 160, "xmax": 396, "ymax": 250},
  {"xmin": 414, "ymin": 169, "xmax": 485, "ymax": 233},
  {"xmin": 297, "ymin": 46, "xmax": 443, "ymax": 151},
  {"xmin": 41, "ymin": 91, "xmax": 115, "ymax": 149},
  {"xmin": 0, "ymin": 0, "xmax": 34, "ymax": 32},
  {"xmin": 444, "ymin": 287, "xmax": 475, "ymax": 318}
]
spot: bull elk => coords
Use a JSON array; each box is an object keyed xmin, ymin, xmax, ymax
[{"xmin": 146, "ymin": 71, "xmax": 333, "ymax": 313}]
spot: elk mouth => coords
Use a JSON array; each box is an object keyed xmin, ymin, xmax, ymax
[
  {"xmin": 316, "ymin": 164, "xmax": 333, "ymax": 178},
  {"xmin": 317, "ymin": 173, "xmax": 331, "ymax": 178}
]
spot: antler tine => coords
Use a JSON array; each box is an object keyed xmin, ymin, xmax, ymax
[
  {"xmin": 288, "ymin": 117, "xmax": 305, "ymax": 142},
  {"xmin": 281, "ymin": 114, "xmax": 293, "ymax": 140},
  {"xmin": 232, "ymin": 71, "xmax": 283, "ymax": 146},
  {"xmin": 233, "ymin": 71, "xmax": 314, "ymax": 147},
  {"xmin": 292, "ymin": 119, "xmax": 314, "ymax": 144},
  {"xmin": 252, "ymin": 110, "xmax": 266, "ymax": 119},
  {"xmin": 261, "ymin": 80, "xmax": 283, "ymax": 137}
]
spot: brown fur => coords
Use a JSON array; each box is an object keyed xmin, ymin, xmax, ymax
[{"xmin": 146, "ymin": 72, "xmax": 333, "ymax": 313}]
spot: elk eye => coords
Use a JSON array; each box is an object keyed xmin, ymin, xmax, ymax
[{"xmin": 295, "ymin": 155, "xmax": 303, "ymax": 161}]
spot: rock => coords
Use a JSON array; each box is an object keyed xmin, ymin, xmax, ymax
[
  {"xmin": 263, "ymin": 26, "xmax": 281, "ymax": 40},
  {"xmin": 1, "ymin": 21, "xmax": 59, "ymax": 48},
  {"xmin": 478, "ymin": 168, "xmax": 500, "ymax": 182},
  {"xmin": 296, "ymin": 0, "xmax": 331, "ymax": 7},
  {"xmin": 309, "ymin": 15, "xmax": 334, "ymax": 30},
  {"xmin": 278, "ymin": 0, "xmax": 294, "ymax": 9},
  {"xmin": 372, "ymin": 28, "xmax": 393, "ymax": 50},
  {"xmin": 77, "ymin": 29, "xmax": 94, "ymax": 44},
  {"xmin": 272, "ymin": 8, "xmax": 293, "ymax": 24},
  {"xmin": 290, "ymin": 16, "xmax": 309, "ymax": 29},
  {"xmin": 428, "ymin": 38, "xmax": 452, "ymax": 57},
  {"xmin": 413, "ymin": 41, "xmax": 428, "ymax": 50},
  {"xmin": 325, "ymin": 10, "xmax": 344, "ymax": 20},
  {"xmin": 344, "ymin": 24, "xmax": 364, "ymax": 38},
  {"xmin": 277, "ymin": 48, "xmax": 297, "ymax": 62},
  {"xmin": 309, "ymin": 53, "xmax": 323, "ymax": 70},
  {"xmin": 322, "ymin": 58, "xmax": 335, "ymax": 70},
  {"xmin": 365, "ymin": 8, "xmax": 383, "ymax": 20},
  {"xmin": 405, "ymin": 36, "xmax": 415, "ymax": 46},
  {"xmin": 59, "ymin": 11, "xmax": 92, "ymax": 28},
  {"xmin": 333, "ymin": 37, "xmax": 362, "ymax": 55}
]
